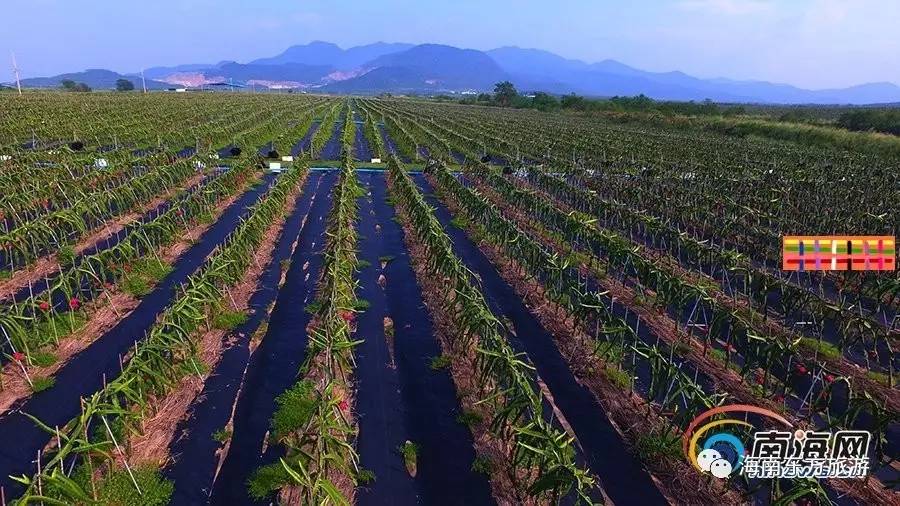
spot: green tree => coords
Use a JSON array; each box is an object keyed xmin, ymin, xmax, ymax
[
  {"xmin": 560, "ymin": 93, "xmax": 586, "ymax": 110},
  {"xmin": 61, "ymin": 80, "xmax": 91, "ymax": 92},
  {"xmin": 531, "ymin": 92, "xmax": 559, "ymax": 111},
  {"xmin": 493, "ymin": 81, "xmax": 518, "ymax": 107},
  {"xmin": 116, "ymin": 78, "xmax": 135, "ymax": 92}
]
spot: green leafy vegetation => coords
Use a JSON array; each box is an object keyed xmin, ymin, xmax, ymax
[
  {"xmin": 357, "ymin": 468, "xmax": 376, "ymax": 485},
  {"xmin": 213, "ymin": 428, "xmax": 232, "ymax": 444},
  {"xmin": 270, "ymin": 380, "xmax": 318, "ymax": 440},
  {"xmin": 28, "ymin": 349, "xmax": 58, "ymax": 367},
  {"xmin": 634, "ymin": 430, "xmax": 682, "ymax": 462},
  {"xmin": 30, "ymin": 376, "xmax": 56, "ymax": 393},
  {"xmin": 456, "ymin": 410, "xmax": 482, "ymax": 428},
  {"xmin": 57, "ymin": 245, "xmax": 76, "ymax": 266},
  {"xmin": 213, "ymin": 309, "xmax": 248, "ymax": 331},
  {"xmin": 799, "ymin": 338, "xmax": 842, "ymax": 360},
  {"xmin": 247, "ymin": 462, "xmax": 291, "ymax": 501},
  {"xmin": 429, "ymin": 354, "xmax": 452, "ymax": 370},
  {"xmin": 399, "ymin": 440, "xmax": 419, "ymax": 477},
  {"xmin": 123, "ymin": 257, "xmax": 173, "ymax": 297}
]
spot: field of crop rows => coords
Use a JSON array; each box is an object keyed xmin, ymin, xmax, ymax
[{"xmin": 0, "ymin": 92, "xmax": 896, "ymax": 505}]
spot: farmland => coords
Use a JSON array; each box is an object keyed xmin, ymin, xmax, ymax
[{"xmin": 0, "ymin": 91, "xmax": 896, "ymax": 505}]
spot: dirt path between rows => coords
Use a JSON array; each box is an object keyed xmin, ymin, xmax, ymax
[{"xmin": 125, "ymin": 174, "xmax": 306, "ymax": 468}]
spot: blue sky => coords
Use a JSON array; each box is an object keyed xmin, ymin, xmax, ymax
[{"xmin": 1, "ymin": 0, "xmax": 897, "ymax": 89}]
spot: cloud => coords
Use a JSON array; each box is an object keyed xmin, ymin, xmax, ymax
[{"xmin": 677, "ymin": 0, "xmax": 774, "ymax": 15}]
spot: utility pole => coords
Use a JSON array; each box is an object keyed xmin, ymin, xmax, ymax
[
  {"xmin": 11, "ymin": 52, "xmax": 22, "ymax": 96},
  {"xmin": 140, "ymin": 68, "xmax": 147, "ymax": 93}
]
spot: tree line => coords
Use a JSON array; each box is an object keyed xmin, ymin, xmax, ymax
[
  {"xmin": 454, "ymin": 81, "xmax": 746, "ymax": 116},
  {"xmin": 837, "ymin": 109, "xmax": 900, "ymax": 136},
  {"xmin": 59, "ymin": 78, "xmax": 136, "ymax": 93}
]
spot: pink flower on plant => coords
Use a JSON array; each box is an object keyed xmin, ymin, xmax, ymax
[
  {"xmin": 39, "ymin": 301, "xmax": 50, "ymax": 312},
  {"xmin": 69, "ymin": 297, "xmax": 81, "ymax": 310},
  {"xmin": 338, "ymin": 399, "xmax": 349, "ymax": 412},
  {"xmin": 12, "ymin": 352, "xmax": 25, "ymax": 362}
]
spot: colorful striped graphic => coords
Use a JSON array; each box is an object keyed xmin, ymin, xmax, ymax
[{"xmin": 783, "ymin": 236, "xmax": 895, "ymax": 271}]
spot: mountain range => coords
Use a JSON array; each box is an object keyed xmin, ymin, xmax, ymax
[{"xmin": 14, "ymin": 41, "xmax": 900, "ymax": 105}]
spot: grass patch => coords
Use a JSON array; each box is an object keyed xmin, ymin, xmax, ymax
[
  {"xmin": 213, "ymin": 428, "xmax": 232, "ymax": 444},
  {"xmin": 280, "ymin": 259, "xmax": 291, "ymax": 272},
  {"xmin": 97, "ymin": 467, "xmax": 173, "ymax": 506},
  {"xmin": 247, "ymin": 462, "xmax": 290, "ymax": 501},
  {"xmin": 378, "ymin": 255, "xmax": 395, "ymax": 264},
  {"xmin": 634, "ymin": 429, "xmax": 682, "ymax": 463},
  {"xmin": 430, "ymin": 355, "xmax": 452, "ymax": 370},
  {"xmin": 471, "ymin": 455, "xmax": 492, "ymax": 475},
  {"xmin": 123, "ymin": 257, "xmax": 173, "ymax": 297},
  {"xmin": 271, "ymin": 380, "xmax": 318, "ymax": 440},
  {"xmin": 252, "ymin": 320, "xmax": 269, "ymax": 344},
  {"xmin": 123, "ymin": 275, "xmax": 152, "ymax": 297},
  {"xmin": 60, "ymin": 465, "xmax": 173, "ymax": 506},
  {"xmin": 31, "ymin": 310, "xmax": 89, "ymax": 346},
  {"xmin": 866, "ymin": 370, "xmax": 896, "ymax": 386},
  {"xmin": 399, "ymin": 440, "xmax": 418, "ymax": 477},
  {"xmin": 213, "ymin": 309, "xmax": 248, "ymax": 331},
  {"xmin": 798, "ymin": 337, "xmax": 842, "ymax": 360},
  {"xmin": 357, "ymin": 468, "xmax": 376, "ymax": 485},
  {"xmin": 353, "ymin": 299, "xmax": 370, "ymax": 311},
  {"xmin": 305, "ymin": 300, "xmax": 323, "ymax": 315},
  {"xmin": 178, "ymin": 356, "xmax": 210, "ymax": 378},
  {"xmin": 594, "ymin": 341, "xmax": 626, "ymax": 363},
  {"xmin": 31, "ymin": 376, "xmax": 56, "ymax": 393},
  {"xmin": 708, "ymin": 347, "xmax": 727, "ymax": 363},
  {"xmin": 456, "ymin": 410, "xmax": 482, "ymax": 428},
  {"xmin": 29, "ymin": 349, "xmax": 58, "ymax": 367},
  {"xmin": 450, "ymin": 216, "xmax": 469, "ymax": 229},
  {"xmin": 0, "ymin": 270, "xmax": 10, "ymax": 281},
  {"xmin": 135, "ymin": 257, "xmax": 173, "ymax": 281},
  {"xmin": 357, "ymin": 259, "xmax": 372, "ymax": 269},
  {"xmin": 602, "ymin": 364, "xmax": 633, "ymax": 390}
]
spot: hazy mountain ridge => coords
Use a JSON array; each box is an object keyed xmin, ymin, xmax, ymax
[
  {"xmin": 250, "ymin": 41, "xmax": 415, "ymax": 69},
  {"xmin": 20, "ymin": 69, "xmax": 170, "ymax": 90},
  {"xmin": 14, "ymin": 41, "xmax": 900, "ymax": 104},
  {"xmin": 333, "ymin": 44, "xmax": 508, "ymax": 92}
]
